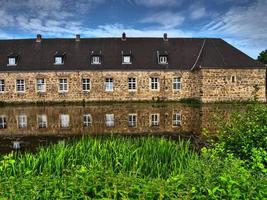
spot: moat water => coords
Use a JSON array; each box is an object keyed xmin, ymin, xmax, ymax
[{"xmin": 0, "ymin": 103, "xmax": 240, "ymax": 154}]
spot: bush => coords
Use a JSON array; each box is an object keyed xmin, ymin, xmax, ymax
[{"xmin": 215, "ymin": 104, "xmax": 267, "ymax": 173}]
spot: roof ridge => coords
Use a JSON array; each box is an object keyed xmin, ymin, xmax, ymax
[{"xmin": 190, "ymin": 39, "xmax": 206, "ymax": 71}]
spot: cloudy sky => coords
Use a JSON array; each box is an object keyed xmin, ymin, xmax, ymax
[{"xmin": 0, "ymin": 0, "xmax": 266, "ymax": 58}]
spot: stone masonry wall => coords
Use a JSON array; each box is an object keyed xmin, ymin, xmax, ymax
[
  {"xmin": 0, "ymin": 70, "xmax": 200, "ymax": 102},
  {"xmin": 200, "ymin": 69, "xmax": 266, "ymax": 102},
  {"xmin": 0, "ymin": 69, "xmax": 265, "ymax": 103}
]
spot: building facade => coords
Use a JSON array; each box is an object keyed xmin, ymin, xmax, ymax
[{"xmin": 0, "ymin": 34, "xmax": 266, "ymax": 103}]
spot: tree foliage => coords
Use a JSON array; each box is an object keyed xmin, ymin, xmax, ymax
[{"xmin": 257, "ymin": 49, "xmax": 267, "ymax": 64}]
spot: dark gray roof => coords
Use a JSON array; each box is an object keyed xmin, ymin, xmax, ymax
[{"xmin": 0, "ymin": 37, "xmax": 265, "ymax": 71}]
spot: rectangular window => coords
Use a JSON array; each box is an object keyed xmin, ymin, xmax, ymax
[
  {"xmin": 128, "ymin": 77, "xmax": 137, "ymax": 91},
  {"xmin": 54, "ymin": 56, "xmax": 63, "ymax": 64},
  {"xmin": 159, "ymin": 56, "xmax": 168, "ymax": 64},
  {"xmin": 83, "ymin": 114, "xmax": 92, "ymax": 127},
  {"xmin": 82, "ymin": 78, "xmax": 91, "ymax": 92},
  {"xmin": 0, "ymin": 80, "xmax": 5, "ymax": 92},
  {"xmin": 128, "ymin": 114, "xmax": 137, "ymax": 127},
  {"xmin": 38, "ymin": 114, "xmax": 47, "ymax": 129},
  {"xmin": 150, "ymin": 114, "xmax": 160, "ymax": 126},
  {"xmin": 172, "ymin": 113, "xmax": 181, "ymax": 127},
  {"xmin": 123, "ymin": 56, "xmax": 131, "ymax": 64},
  {"xmin": 60, "ymin": 114, "xmax": 70, "ymax": 128},
  {"xmin": 0, "ymin": 115, "xmax": 7, "ymax": 129},
  {"xmin": 8, "ymin": 57, "xmax": 16, "ymax": 65},
  {"xmin": 18, "ymin": 114, "xmax": 27, "ymax": 129},
  {"xmin": 105, "ymin": 78, "xmax": 113, "ymax": 92},
  {"xmin": 91, "ymin": 56, "xmax": 100, "ymax": 64},
  {"xmin": 16, "ymin": 79, "xmax": 25, "ymax": 92},
  {"xmin": 105, "ymin": 114, "xmax": 114, "ymax": 127},
  {"xmin": 59, "ymin": 78, "xmax": 68, "ymax": 92},
  {"xmin": 173, "ymin": 77, "xmax": 181, "ymax": 91},
  {"xmin": 36, "ymin": 78, "xmax": 46, "ymax": 92},
  {"xmin": 150, "ymin": 77, "xmax": 159, "ymax": 90}
]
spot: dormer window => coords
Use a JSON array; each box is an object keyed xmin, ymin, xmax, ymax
[
  {"xmin": 54, "ymin": 56, "xmax": 63, "ymax": 65},
  {"xmin": 123, "ymin": 55, "xmax": 131, "ymax": 64},
  {"xmin": 91, "ymin": 56, "xmax": 101, "ymax": 64},
  {"xmin": 122, "ymin": 50, "xmax": 132, "ymax": 64},
  {"xmin": 159, "ymin": 56, "xmax": 168, "ymax": 64},
  {"xmin": 7, "ymin": 54, "xmax": 19, "ymax": 66},
  {"xmin": 54, "ymin": 52, "xmax": 65, "ymax": 65},
  {"xmin": 157, "ymin": 51, "xmax": 168, "ymax": 64}
]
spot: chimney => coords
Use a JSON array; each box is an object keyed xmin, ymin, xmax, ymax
[
  {"xmin": 122, "ymin": 32, "xmax": 126, "ymax": 41},
  {"xmin": 163, "ymin": 33, "xmax": 168, "ymax": 41},
  {"xmin": 75, "ymin": 34, "xmax": 80, "ymax": 42},
  {"xmin": 36, "ymin": 34, "xmax": 42, "ymax": 43}
]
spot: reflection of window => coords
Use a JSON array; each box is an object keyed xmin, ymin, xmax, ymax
[
  {"xmin": 91, "ymin": 56, "xmax": 101, "ymax": 64},
  {"xmin": 18, "ymin": 114, "xmax": 27, "ymax": 129},
  {"xmin": 172, "ymin": 113, "xmax": 181, "ymax": 127},
  {"xmin": 151, "ymin": 114, "xmax": 159, "ymax": 126},
  {"xmin": 60, "ymin": 114, "xmax": 70, "ymax": 128},
  {"xmin": 82, "ymin": 78, "xmax": 91, "ymax": 92},
  {"xmin": 159, "ymin": 56, "xmax": 168, "ymax": 64},
  {"xmin": 16, "ymin": 79, "xmax": 25, "ymax": 92},
  {"xmin": 105, "ymin": 78, "xmax": 113, "ymax": 92},
  {"xmin": 59, "ymin": 78, "xmax": 68, "ymax": 92},
  {"xmin": 105, "ymin": 114, "xmax": 114, "ymax": 127},
  {"xmin": 128, "ymin": 77, "xmax": 137, "ymax": 91},
  {"xmin": 0, "ymin": 115, "xmax": 7, "ymax": 129},
  {"xmin": 38, "ymin": 114, "xmax": 47, "ymax": 128},
  {"xmin": 173, "ymin": 77, "xmax": 181, "ymax": 91},
  {"xmin": 0, "ymin": 80, "xmax": 5, "ymax": 92},
  {"xmin": 150, "ymin": 77, "xmax": 159, "ymax": 91},
  {"xmin": 36, "ymin": 78, "xmax": 46, "ymax": 92},
  {"xmin": 83, "ymin": 114, "xmax": 92, "ymax": 127},
  {"xmin": 128, "ymin": 114, "xmax": 137, "ymax": 127}
]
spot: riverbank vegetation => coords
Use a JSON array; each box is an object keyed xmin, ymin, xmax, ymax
[{"xmin": 0, "ymin": 104, "xmax": 266, "ymax": 199}]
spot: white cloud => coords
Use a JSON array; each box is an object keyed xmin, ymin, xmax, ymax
[
  {"xmin": 140, "ymin": 11, "xmax": 185, "ymax": 29},
  {"xmin": 203, "ymin": 0, "xmax": 267, "ymax": 58},
  {"xmin": 132, "ymin": 0, "xmax": 181, "ymax": 7},
  {"xmin": 189, "ymin": 4, "xmax": 206, "ymax": 20}
]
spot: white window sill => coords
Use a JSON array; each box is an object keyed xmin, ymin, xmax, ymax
[
  {"xmin": 91, "ymin": 62, "xmax": 101, "ymax": 65},
  {"xmin": 122, "ymin": 62, "xmax": 132, "ymax": 65},
  {"xmin": 54, "ymin": 63, "xmax": 64, "ymax": 65},
  {"xmin": 128, "ymin": 89, "xmax": 137, "ymax": 92},
  {"xmin": 7, "ymin": 64, "xmax": 17, "ymax": 66}
]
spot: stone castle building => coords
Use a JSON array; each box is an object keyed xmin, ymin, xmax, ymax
[{"xmin": 0, "ymin": 33, "xmax": 266, "ymax": 103}]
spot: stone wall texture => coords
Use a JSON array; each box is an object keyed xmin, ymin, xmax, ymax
[{"xmin": 0, "ymin": 69, "xmax": 265, "ymax": 102}]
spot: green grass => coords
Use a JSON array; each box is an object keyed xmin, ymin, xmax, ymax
[{"xmin": 0, "ymin": 136, "xmax": 266, "ymax": 199}]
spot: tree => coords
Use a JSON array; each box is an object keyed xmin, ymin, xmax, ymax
[{"xmin": 257, "ymin": 50, "xmax": 267, "ymax": 64}]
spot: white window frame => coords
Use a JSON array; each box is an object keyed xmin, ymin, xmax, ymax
[
  {"xmin": 172, "ymin": 113, "xmax": 181, "ymax": 127},
  {"xmin": 150, "ymin": 77, "xmax": 159, "ymax": 91},
  {"xmin": 0, "ymin": 115, "xmax": 7, "ymax": 129},
  {"xmin": 82, "ymin": 78, "xmax": 91, "ymax": 92},
  {"xmin": 36, "ymin": 78, "xmax": 46, "ymax": 93},
  {"xmin": 173, "ymin": 77, "xmax": 181, "ymax": 91},
  {"xmin": 38, "ymin": 114, "xmax": 47, "ymax": 129},
  {"xmin": 122, "ymin": 55, "xmax": 131, "ymax": 64},
  {"xmin": 159, "ymin": 56, "xmax": 168, "ymax": 64},
  {"xmin": 8, "ymin": 57, "xmax": 17, "ymax": 66},
  {"xmin": 83, "ymin": 114, "xmax": 92, "ymax": 127},
  {"xmin": 128, "ymin": 77, "xmax": 137, "ymax": 91},
  {"xmin": 59, "ymin": 78, "xmax": 68, "ymax": 93},
  {"xmin": 91, "ymin": 56, "xmax": 101, "ymax": 64},
  {"xmin": 150, "ymin": 113, "xmax": 160, "ymax": 126},
  {"xmin": 0, "ymin": 80, "xmax": 5, "ymax": 92},
  {"xmin": 105, "ymin": 78, "xmax": 113, "ymax": 92},
  {"xmin": 60, "ymin": 114, "xmax": 70, "ymax": 128},
  {"xmin": 16, "ymin": 79, "xmax": 25, "ymax": 93},
  {"xmin": 105, "ymin": 114, "xmax": 114, "ymax": 127},
  {"xmin": 128, "ymin": 113, "xmax": 137, "ymax": 127},
  {"xmin": 17, "ymin": 114, "xmax": 27, "ymax": 129},
  {"xmin": 54, "ymin": 56, "xmax": 63, "ymax": 65}
]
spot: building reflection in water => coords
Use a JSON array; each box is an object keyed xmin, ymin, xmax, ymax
[{"xmin": 0, "ymin": 103, "xmax": 238, "ymax": 137}]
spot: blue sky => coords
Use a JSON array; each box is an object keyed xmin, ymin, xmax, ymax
[{"xmin": 0, "ymin": 0, "xmax": 266, "ymax": 58}]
